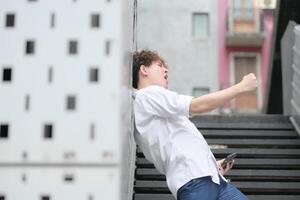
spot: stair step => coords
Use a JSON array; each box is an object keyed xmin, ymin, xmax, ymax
[
  {"xmin": 206, "ymin": 138, "xmax": 300, "ymax": 148},
  {"xmin": 212, "ymin": 148, "xmax": 300, "ymax": 158},
  {"xmin": 190, "ymin": 115, "xmax": 293, "ymax": 130},
  {"xmin": 137, "ymin": 148, "xmax": 300, "ymax": 158},
  {"xmin": 191, "ymin": 115, "xmax": 291, "ymax": 123},
  {"xmin": 133, "ymin": 194, "xmax": 300, "ymax": 200},
  {"xmin": 136, "ymin": 158, "xmax": 300, "ymax": 169},
  {"xmin": 134, "ymin": 181, "xmax": 300, "ymax": 195},
  {"xmin": 201, "ymin": 130, "xmax": 298, "ymax": 139},
  {"xmin": 135, "ymin": 168, "xmax": 300, "ymax": 181},
  {"xmin": 192, "ymin": 122, "xmax": 293, "ymax": 130}
]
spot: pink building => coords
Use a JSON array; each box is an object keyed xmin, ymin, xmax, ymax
[{"xmin": 218, "ymin": 0, "xmax": 276, "ymax": 113}]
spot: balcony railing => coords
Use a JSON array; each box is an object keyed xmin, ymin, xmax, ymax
[{"xmin": 225, "ymin": 5, "xmax": 265, "ymax": 47}]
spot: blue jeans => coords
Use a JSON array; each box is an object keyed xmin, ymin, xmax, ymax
[{"xmin": 177, "ymin": 176, "xmax": 249, "ymax": 200}]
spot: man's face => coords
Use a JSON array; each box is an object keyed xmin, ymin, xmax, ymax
[{"xmin": 147, "ymin": 60, "xmax": 168, "ymax": 88}]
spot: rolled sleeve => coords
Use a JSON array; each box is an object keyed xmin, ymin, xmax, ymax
[{"xmin": 177, "ymin": 94, "xmax": 194, "ymax": 117}]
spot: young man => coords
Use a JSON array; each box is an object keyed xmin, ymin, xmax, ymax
[{"xmin": 132, "ymin": 50, "xmax": 257, "ymax": 200}]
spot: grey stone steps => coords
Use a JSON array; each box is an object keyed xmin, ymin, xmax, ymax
[
  {"xmin": 136, "ymin": 157, "xmax": 300, "ymax": 169},
  {"xmin": 133, "ymin": 115, "xmax": 300, "ymax": 200}
]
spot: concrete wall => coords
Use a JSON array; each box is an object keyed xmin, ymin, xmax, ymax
[
  {"xmin": 0, "ymin": 0, "xmax": 134, "ymax": 199},
  {"xmin": 137, "ymin": 0, "xmax": 219, "ymax": 96}
]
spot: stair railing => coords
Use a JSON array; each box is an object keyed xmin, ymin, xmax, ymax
[{"xmin": 281, "ymin": 21, "xmax": 300, "ymax": 135}]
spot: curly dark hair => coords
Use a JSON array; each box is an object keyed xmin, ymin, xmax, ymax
[{"xmin": 132, "ymin": 50, "xmax": 165, "ymax": 89}]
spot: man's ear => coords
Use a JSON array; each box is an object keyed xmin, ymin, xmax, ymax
[{"xmin": 139, "ymin": 65, "xmax": 148, "ymax": 76}]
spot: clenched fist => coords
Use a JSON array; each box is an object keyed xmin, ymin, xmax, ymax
[{"xmin": 239, "ymin": 73, "xmax": 258, "ymax": 93}]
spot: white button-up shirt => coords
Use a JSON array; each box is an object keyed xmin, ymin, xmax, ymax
[{"xmin": 133, "ymin": 85, "xmax": 227, "ymax": 198}]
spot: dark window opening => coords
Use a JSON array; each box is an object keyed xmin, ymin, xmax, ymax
[
  {"xmin": 89, "ymin": 68, "xmax": 99, "ymax": 82},
  {"xmin": 25, "ymin": 40, "xmax": 35, "ymax": 54},
  {"xmin": 41, "ymin": 195, "xmax": 50, "ymax": 200},
  {"xmin": 88, "ymin": 194, "xmax": 94, "ymax": 200},
  {"xmin": 68, "ymin": 40, "xmax": 78, "ymax": 55},
  {"xmin": 48, "ymin": 67, "xmax": 53, "ymax": 83},
  {"xmin": 105, "ymin": 40, "xmax": 111, "ymax": 56},
  {"xmin": 91, "ymin": 14, "xmax": 100, "ymax": 28},
  {"xmin": 64, "ymin": 174, "xmax": 74, "ymax": 182},
  {"xmin": 67, "ymin": 96, "xmax": 76, "ymax": 110},
  {"xmin": 21, "ymin": 173, "xmax": 27, "ymax": 183},
  {"xmin": 2, "ymin": 68, "xmax": 12, "ymax": 82},
  {"xmin": 0, "ymin": 124, "xmax": 9, "ymax": 139},
  {"xmin": 44, "ymin": 124, "xmax": 53, "ymax": 139},
  {"xmin": 22, "ymin": 151, "xmax": 28, "ymax": 160},
  {"xmin": 6, "ymin": 13, "xmax": 15, "ymax": 27},
  {"xmin": 50, "ymin": 13, "xmax": 55, "ymax": 28},
  {"xmin": 25, "ymin": 94, "xmax": 30, "ymax": 111},
  {"xmin": 90, "ymin": 123, "xmax": 95, "ymax": 140}
]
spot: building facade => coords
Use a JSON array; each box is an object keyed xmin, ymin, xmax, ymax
[
  {"xmin": 137, "ymin": 0, "xmax": 219, "ymax": 98},
  {"xmin": 218, "ymin": 0, "xmax": 276, "ymax": 113},
  {"xmin": 0, "ymin": 0, "xmax": 134, "ymax": 199}
]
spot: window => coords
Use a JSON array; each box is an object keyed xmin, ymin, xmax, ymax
[
  {"xmin": 233, "ymin": 55, "xmax": 258, "ymax": 111},
  {"xmin": 233, "ymin": 0, "xmax": 254, "ymax": 20},
  {"xmin": 88, "ymin": 194, "xmax": 94, "ymax": 200},
  {"xmin": 50, "ymin": 13, "xmax": 55, "ymax": 28},
  {"xmin": 25, "ymin": 94, "xmax": 30, "ymax": 111},
  {"xmin": 44, "ymin": 124, "xmax": 53, "ymax": 139},
  {"xmin": 41, "ymin": 195, "xmax": 50, "ymax": 200},
  {"xmin": 89, "ymin": 68, "xmax": 99, "ymax": 82},
  {"xmin": 105, "ymin": 40, "xmax": 111, "ymax": 56},
  {"xmin": 66, "ymin": 95, "xmax": 76, "ymax": 110},
  {"xmin": 90, "ymin": 123, "xmax": 95, "ymax": 140},
  {"xmin": 0, "ymin": 124, "xmax": 9, "ymax": 139},
  {"xmin": 91, "ymin": 14, "xmax": 100, "ymax": 28},
  {"xmin": 192, "ymin": 87, "xmax": 210, "ymax": 97},
  {"xmin": 22, "ymin": 151, "xmax": 28, "ymax": 160},
  {"xmin": 64, "ymin": 151, "xmax": 75, "ymax": 160},
  {"xmin": 5, "ymin": 13, "xmax": 15, "ymax": 27},
  {"xmin": 68, "ymin": 40, "xmax": 78, "ymax": 55},
  {"xmin": 48, "ymin": 67, "xmax": 53, "ymax": 83},
  {"xmin": 5, "ymin": 14, "xmax": 15, "ymax": 27},
  {"xmin": 21, "ymin": 173, "xmax": 27, "ymax": 183},
  {"xmin": 2, "ymin": 68, "xmax": 12, "ymax": 82},
  {"xmin": 192, "ymin": 13, "xmax": 209, "ymax": 38},
  {"xmin": 25, "ymin": 40, "xmax": 35, "ymax": 54},
  {"xmin": 64, "ymin": 174, "xmax": 74, "ymax": 182}
]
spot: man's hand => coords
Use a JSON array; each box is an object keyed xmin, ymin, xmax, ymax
[
  {"xmin": 238, "ymin": 73, "xmax": 258, "ymax": 93},
  {"xmin": 189, "ymin": 73, "xmax": 258, "ymax": 114},
  {"xmin": 217, "ymin": 159, "xmax": 234, "ymax": 175}
]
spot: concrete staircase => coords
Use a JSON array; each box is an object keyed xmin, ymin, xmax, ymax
[{"xmin": 133, "ymin": 115, "xmax": 300, "ymax": 200}]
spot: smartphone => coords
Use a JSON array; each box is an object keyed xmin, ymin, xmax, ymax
[{"xmin": 221, "ymin": 153, "xmax": 237, "ymax": 169}]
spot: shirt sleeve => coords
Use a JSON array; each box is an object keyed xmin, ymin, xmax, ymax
[{"xmin": 135, "ymin": 86, "xmax": 194, "ymax": 118}]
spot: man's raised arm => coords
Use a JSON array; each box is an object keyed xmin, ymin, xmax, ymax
[{"xmin": 189, "ymin": 73, "xmax": 258, "ymax": 114}]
